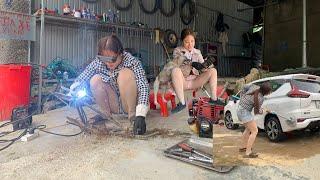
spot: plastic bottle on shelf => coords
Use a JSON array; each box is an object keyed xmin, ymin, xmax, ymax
[
  {"xmin": 82, "ymin": 7, "xmax": 87, "ymax": 19},
  {"xmin": 107, "ymin": 9, "xmax": 114, "ymax": 23},
  {"xmin": 102, "ymin": 13, "xmax": 106, "ymax": 22},
  {"xmin": 114, "ymin": 10, "xmax": 120, "ymax": 23},
  {"xmin": 91, "ymin": 10, "xmax": 96, "ymax": 20}
]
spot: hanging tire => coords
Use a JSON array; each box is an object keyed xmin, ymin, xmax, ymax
[
  {"xmin": 112, "ymin": 0, "xmax": 133, "ymax": 11},
  {"xmin": 139, "ymin": 0, "xmax": 159, "ymax": 14},
  {"xmin": 163, "ymin": 29, "xmax": 178, "ymax": 48},
  {"xmin": 179, "ymin": 0, "xmax": 196, "ymax": 25},
  {"xmin": 265, "ymin": 116, "xmax": 284, "ymax": 142},
  {"xmin": 159, "ymin": 0, "xmax": 176, "ymax": 17},
  {"xmin": 224, "ymin": 111, "xmax": 239, "ymax": 130}
]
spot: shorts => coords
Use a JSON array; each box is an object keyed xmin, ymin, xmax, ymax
[{"xmin": 237, "ymin": 106, "xmax": 254, "ymax": 123}]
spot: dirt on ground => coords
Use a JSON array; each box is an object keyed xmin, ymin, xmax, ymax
[
  {"xmin": 0, "ymin": 101, "xmax": 319, "ymax": 179},
  {"xmin": 213, "ymin": 125, "xmax": 320, "ymax": 167}
]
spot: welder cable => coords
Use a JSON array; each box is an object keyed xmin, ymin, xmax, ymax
[
  {"xmin": 159, "ymin": 0, "xmax": 176, "ymax": 17},
  {"xmin": 139, "ymin": 0, "xmax": 159, "ymax": 14},
  {"xmin": 112, "ymin": 0, "xmax": 133, "ymax": 11},
  {"xmin": 0, "ymin": 129, "xmax": 27, "ymax": 151},
  {"xmin": 34, "ymin": 122, "xmax": 84, "ymax": 137}
]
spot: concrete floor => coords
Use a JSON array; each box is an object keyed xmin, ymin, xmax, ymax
[
  {"xmin": 0, "ymin": 86, "xmax": 319, "ymax": 180},
  {"xmin": 0, "ymin": 104, "xmax": 319, "ymax": 180}
]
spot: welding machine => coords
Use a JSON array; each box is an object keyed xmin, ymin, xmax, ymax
[{"xmin": 11, "ymin": 106, "xmax": 32, "ymax": 131}]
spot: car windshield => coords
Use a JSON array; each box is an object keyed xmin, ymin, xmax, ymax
[{"xmin": 292, "ymin": 79, "xmax": 320, "ymax": 93}]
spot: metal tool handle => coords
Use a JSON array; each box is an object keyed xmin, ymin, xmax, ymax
[
  {"xmin": 178, "ymin": 143, "xmax": 212, "ymax": 160},
  {"xmin": 178, "ymin": 143, "xmax": 193, "ymax": 152}
]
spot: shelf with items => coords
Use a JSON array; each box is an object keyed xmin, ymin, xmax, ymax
[{"xmin": 35, "ymin": 14, "xmax": 154, "ymax": 38}]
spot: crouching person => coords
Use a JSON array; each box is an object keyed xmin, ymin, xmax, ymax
[{"xmin": 70, "ymin": 35, "xmax": 149, "ymax": 135}]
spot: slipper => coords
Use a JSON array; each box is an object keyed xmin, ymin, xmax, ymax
[
  {"xmin": 239, "ymin": 148, "xmax": 246, "ymax": 152},
  {"xmin": 243, "ymin": 152, "xmax": 258, "ymax": 158}
]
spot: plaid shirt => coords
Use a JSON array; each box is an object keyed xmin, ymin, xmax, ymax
[
  {"xmin": 75, "ymin": 52, "xmax": 150, "ymax": 107},
  {"xmin": 239, "ymin": 84, "xmax": 264, "ymax": 112}
]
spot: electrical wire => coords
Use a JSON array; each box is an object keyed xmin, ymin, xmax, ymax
[
  {"xmin": 0, "ymin": 129, "xmax": 27, "ymax": 151},
  {"xmin": 34, "ymin": 122, "xmax": 84, "ymax": 137},
  {"xmin": 0, "ymin": 121, "xmax": 84, "ymax": 152}
]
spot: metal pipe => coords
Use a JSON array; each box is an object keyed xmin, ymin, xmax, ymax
[
  {"xmin": 302, "ymin": 0, "xmax": 307, "ymax": 67},
  {"xmin": 38, "ymin": 0, "xmax": 45, "ymax": 113}
]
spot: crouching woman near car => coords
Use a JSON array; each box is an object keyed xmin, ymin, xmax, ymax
[{"xmin": 237, "ymin": 82, "xmax": 271, "ymax": 158}]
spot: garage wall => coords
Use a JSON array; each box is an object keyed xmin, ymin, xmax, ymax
[
  {"xmin": 0, "ymin": 0, "xmax": 31, "ymax": 64},
  {"xmin": 32, "ymin": 0, "xmax": 252, "ymax": 77},
  {"xmin": 264, "ymin": 0, "xmax": 320, "ymax": 71}
]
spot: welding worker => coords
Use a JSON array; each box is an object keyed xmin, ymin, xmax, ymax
[
  {"xmin": 170, "ymin": 28, "xmax": 222, "ymax": 113},
  {"xmin": 237, "ymin": 82, "xmax": 271, "ymax": 158},
  {"xmin": 69, "ymin": 35, "xmax": 149, "ymax": 135}
]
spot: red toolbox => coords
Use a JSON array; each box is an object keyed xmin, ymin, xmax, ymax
[{"xmin": 0, "ymin": 65, "xmax": 31, "ymax": 121}]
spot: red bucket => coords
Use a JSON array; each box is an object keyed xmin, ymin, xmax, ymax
[{"xmin": 0, "ymin": 65, "xmax": 31, "ymax": 121}]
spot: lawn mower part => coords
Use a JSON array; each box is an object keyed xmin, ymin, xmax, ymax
[
  {"xmin": 198, "ymin": 117, "xmax": 213, "ymax": 138},
  {"xmin": 188, "ymin": 97, "xmax": 224, "ymax": 124}
]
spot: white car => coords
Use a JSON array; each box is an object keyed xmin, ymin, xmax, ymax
[{"xmin": 224, "ymin": 74, "xmax": 320, "ymax": 142}]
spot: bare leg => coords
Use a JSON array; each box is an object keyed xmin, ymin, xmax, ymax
[
  {"xmin": 241, "ymin": 127, "xmax": 250, "ymax": 149},
  {"xmin": 186, "ymin": 68, "xmax": 218, "ymax": 100},
  {"xmin": 117, "ymin": 68, "xmax": 137, "ymax": 119},
  {"xmin": 171, "ymin": 67, "xmax": 186, "ymax": 105},
  {"xmin": 90, "ymin": 75, "xmax": 119, "ymax": 117},
  {"xmin": 244, "ymin": 120, "xmax": 258, "ymax": 155}
]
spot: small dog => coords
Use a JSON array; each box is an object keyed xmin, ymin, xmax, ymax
[{"xmin": 153, "ymin": 56, "xmax": 188, "ymax": 105}]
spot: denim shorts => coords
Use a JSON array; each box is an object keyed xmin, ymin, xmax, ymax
[{"xmin": 237, "ymin": 106, "xmax": 254, "ymax": 123}]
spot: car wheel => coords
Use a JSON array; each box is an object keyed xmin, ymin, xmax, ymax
[
  {"xmin": 265, "ymin": 117, "xmax": 284, "ymax": 142},
  {"xmin": 224, "ymin": 111, "xmax": 239, "ymax": 130},
  {"xmin": 309, "ymin": 126, "xmax": 320, "ymax": 134}
]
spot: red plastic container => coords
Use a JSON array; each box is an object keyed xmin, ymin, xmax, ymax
[{"xmin": 0, "ymin": 65, "xmax": 31, "ymax": 121}]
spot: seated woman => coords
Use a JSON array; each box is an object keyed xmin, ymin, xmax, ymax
[
  {"xmin": 70, "ymin": 35, "xmax": 149, "ymax": 135},
  {"xmin": 171, "ymin": 28, "xmax": 221, "ymax": 113}
]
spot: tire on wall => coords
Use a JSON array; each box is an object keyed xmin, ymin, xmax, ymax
[{"xmin": 163, "ymin": 29, "xmax": 178, "ymax": 48}]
